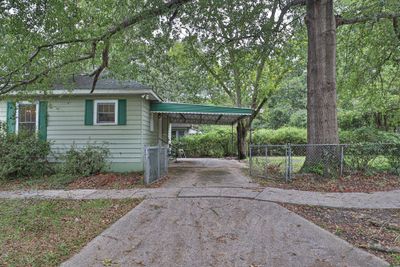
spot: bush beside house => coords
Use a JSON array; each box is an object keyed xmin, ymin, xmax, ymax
[{"xmin": 0, "ymin": 123, "xmax": 110, "ymax": 181}]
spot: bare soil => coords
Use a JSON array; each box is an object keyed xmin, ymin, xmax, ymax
[
  {"xmin": 254, "ymin": 172, "xmax": 400, "ymax": 192},
  {"xmin": 67, "ymin": 172, "xmax": 168, "ymax": 189},
  {"xmin": 282, "ymin": 204, "xmax": 400, "ymax": 265},
  {"xmin": 0, "ymin": 172, "xmax": 168, "ymax": 191}
]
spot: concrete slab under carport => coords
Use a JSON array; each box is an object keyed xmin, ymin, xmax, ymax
[
  {"xmin": 163, "ymin": 158, "xmax": 258, "ymax": 188},
  {"xmin": 62, "ymin": 197, "xmax": 388, "ymax": 267}
]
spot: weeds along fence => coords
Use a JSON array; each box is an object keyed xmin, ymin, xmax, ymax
[
  {"xmin": 249, "ymin": 143, "xmax": 400, "ymax": 182},
  {"xmin": 144, "ymin": 146, "xmax": 169, "ymax": 184}
]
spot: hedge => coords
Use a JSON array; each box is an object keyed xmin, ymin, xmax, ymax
[{"xmin": 174, "ymin": 126, "xmax": 400, "ymax": 158}]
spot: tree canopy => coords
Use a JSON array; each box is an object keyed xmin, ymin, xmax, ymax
[{"xmin": 1, "ymin": 0, "xmax": 399, "ymax": 135}]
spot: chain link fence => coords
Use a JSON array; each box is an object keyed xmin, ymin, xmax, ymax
[
  {"xmin": 144, "ymin": 146, "xmax": 169, "ymax": 184},
  {"xmin": 249, "ymin": 143, "xmax": 400, "ymax": 181}
]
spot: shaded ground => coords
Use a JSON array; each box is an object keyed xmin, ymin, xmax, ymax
[
  {"xmin": 63, "ymin": 198, "xmax": 386, "ymax": 267},
  {"xmin": 0, "ymin": 172, "xmax": 166, "ymax": 191},
  {"xmin": 0, "ymin": 198, "xmax": 141, "ymax": 267},
  {"xmin": 163, "ymin": 158, "xmax": 257, "ymax": 188},
  {"xmin": 283, "ymin": 204, "xmax": 400, "ymax": 265},
  {"xmin": 253, "ymin": 172, "xmax": 400, "ymax": 192},
  {"xmin": 67, "ymin": 173, "xmax": 167, "ymax": 189}
]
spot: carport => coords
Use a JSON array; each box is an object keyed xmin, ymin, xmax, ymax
[
  {"xmin": 145, "ymin": 102, "xmax": 253, "ymax": 184},
  {"xmin": 150, "ymin": 102, "xmax": 253, "ymax": 125},
  {"xmin": 150, "ymin": 102, "xmax": 253, "ymax": 155}
]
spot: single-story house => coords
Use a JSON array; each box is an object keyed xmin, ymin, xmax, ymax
[{"xmin": 0, "ymin": 75, "xmax": 253, "ymax": 172}]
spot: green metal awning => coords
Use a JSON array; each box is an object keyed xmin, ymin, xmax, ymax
[{"xmin": 150, "ymin": 102, "xmax": 253, "ymax": 125}]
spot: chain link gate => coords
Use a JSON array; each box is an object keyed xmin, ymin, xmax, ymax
[{"xmin": 144, "ymin": 146, "xmax": 169, "ymax": 184}]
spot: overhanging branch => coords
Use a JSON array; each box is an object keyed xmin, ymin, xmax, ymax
[
  {"xmin": 0, "ymin": 0, "xmax": 194, "ymax": 95},
  {"xmin": 336, "ymin": 13, "xmax": 400, "ymax": 27}
]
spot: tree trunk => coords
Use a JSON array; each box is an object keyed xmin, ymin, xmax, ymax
[
  {"xmin": 303, "ymin": 0, "xmax": 339, "ymax": 175},
  {"xmin": 237, "ymin": 120, "xmax": 247, "ymax": 160},
  {"xmin": 306, "ymin": 0, "xmax": 339, "ymax": 145}
]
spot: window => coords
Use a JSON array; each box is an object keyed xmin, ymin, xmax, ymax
[
  {"xmin": 16, "ymin": 102, "xmax": 38, "ymax": 134},
  {"xmin": 94, "ymin": 100, "xmax": 118, "ymax": 125}
]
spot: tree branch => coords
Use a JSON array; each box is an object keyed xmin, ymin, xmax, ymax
[
  {"xmin": 89, "ymin": 40, "xmax": 110, "ymax": 93},
  {"xmin": 0, "ymin": 0, "xmax": 194, "ymax": 95},
  {"xmin": 393, "ymin": 17, "xmax": 400, "ymax": 41},
  {"xmin": 188, "ymin": 43, "xmax": 235, "ymax": 102},
  {"xmin": 336, "ymin": 13, "xmax": 400, "ymax": 27}
]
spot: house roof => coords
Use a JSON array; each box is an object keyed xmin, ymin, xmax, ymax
[
  {"xmin": 54, "ymin": 75, "xmax": 152, "ymax": 90},
  {"xmin": 8, "ymin": 75, "xmax": 162, "ymax": 101},
  {"xmin": 50, "ymin": 75, "xmax": 162, "ymax": 101},
  {"xmin": 150, "ymin": 102, "xmax": 253, "ymax": 125}
]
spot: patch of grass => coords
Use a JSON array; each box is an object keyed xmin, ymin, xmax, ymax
[{"xmin": 0, "ymin": 198, "xmax": 141, "ymax": 266}]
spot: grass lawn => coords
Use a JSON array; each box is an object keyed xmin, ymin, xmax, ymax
[
  {"xmin": 0, "ymin": 198, "xmax": 141, "ymax": 266},
  {"xmin": 283, "ymin": 204, "xmax": 400, "ymax": 265}
]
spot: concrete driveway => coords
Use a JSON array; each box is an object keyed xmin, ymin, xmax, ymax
[
  {"xmin": 163, "ymin": 158, "xmax": 257, "ymax": 188},
  {"xmin": 62, "ymin": 198, "xmax": 387, "ymax": 267}
]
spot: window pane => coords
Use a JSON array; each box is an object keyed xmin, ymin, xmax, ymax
[
  {"xmin": 97, "ymin": 103, "xmax": 116, "ymax": 123},
  {"xmin": 18, "ymin": 104, "xmax": 36, "ymax": 134}
]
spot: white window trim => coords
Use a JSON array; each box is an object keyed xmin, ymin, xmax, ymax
[
  {"xmin": 94, "ymin": 100, "xmax": 118, "ymax": 125},
  {"xmin": 16, "ymin": 101, "xmax": 39, "ymax": 133}
]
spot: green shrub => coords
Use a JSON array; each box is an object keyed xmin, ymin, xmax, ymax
[
  {"xmin": 385, "ymin": 144, "xmax": 400, "ymax": 175},
  {"xmin": 252, "ymin": 127, "xmax": 307, "ymax": 145},
  {"xmin": 339, "ymin": 127, "xmax": 400, "ymax": 144},
  {"xmin": 61, "ymin": 144, "xmax": 109, "ymax": 177},
  {"xmin": 173, "ymin": 127, "xmax": 236, "ymax": 158},
  {"xmin": 174, "ymin": 126, "xmax": 307, "ymax": 158},
  {"xmin": 338, "ymin": 128, "xmax": 400, "ymax": 174},
  {"xmin": 0, "ymin": 124, "xmax": 52, "ymax": 180}
]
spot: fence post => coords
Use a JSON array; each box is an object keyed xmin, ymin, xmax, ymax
[
  {"xmin": 286, "ymin": 143, "xmax": 292, "ymax": 182},
  {"xmin": 265, "ymin": 146, "xmax": 268, "ymax": 178},
  {"xmin": 157, "ymin": 145, "xmax": 161, "ymax": 180},
  {"xmin": 340, "ymin": 145, "xmax": 344, "ymax": 177},
  {"xmin": 144, "ymin": 146, "xmax": 149, "ymax": 184},
  {"xmin": 164, "ymin": 146, "xmax": 169, "ymax": 175},
  {"xmin": 249, "ymin": 145, "xmax": 253, "ymax": 176}
]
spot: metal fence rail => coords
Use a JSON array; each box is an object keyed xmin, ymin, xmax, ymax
[
  {"xmin": 144, "ymin": 145, "xmax": 169, "ymax": 184},
  {"xmin": 249, "ymin": 143, "xmax": 400, "ymax": 181}
]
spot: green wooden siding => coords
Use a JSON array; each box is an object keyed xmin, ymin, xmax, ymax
[
  {"xmin": 47, "ymin": 96, "xmax": 145, "ymax": 170},
  {"xmin": 0, "ymin": 96, "xmax": 159, "ymax": 172},
  {"xmin": 142, "ymin": 100, "xmax": 169, "ymax": 146}
]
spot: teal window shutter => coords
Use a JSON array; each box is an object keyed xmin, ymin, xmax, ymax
[
  {"xmin": 38, "ymin": 101, "xmax": 48, "ymax": 140},
  {"xmin": 6, "ymin": 101, "xmax": 16, "ymax": 134},
  {"xmin": 85, "ymin": 100, "xmax": 94, "ymax": 125},
  {"xmin": 118, "ymin": 99, "xmax": 127, "ymax": 125}
]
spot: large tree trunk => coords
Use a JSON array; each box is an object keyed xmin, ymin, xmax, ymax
[
  {"xmin": 303, "ymin": 0, "xmax": 339, "ymax": 175},
  {"xmin": 306, "ymin": 0, "xmax": 339, "ymax": 145},
  {"xmin": 237, "ymin": 120, "xmax": 247, "ymax": 160}
]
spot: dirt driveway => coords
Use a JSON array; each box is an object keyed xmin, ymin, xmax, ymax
[{"xmin": 163, "ymin": 158, "xmax": 257, "ymax": 188}]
